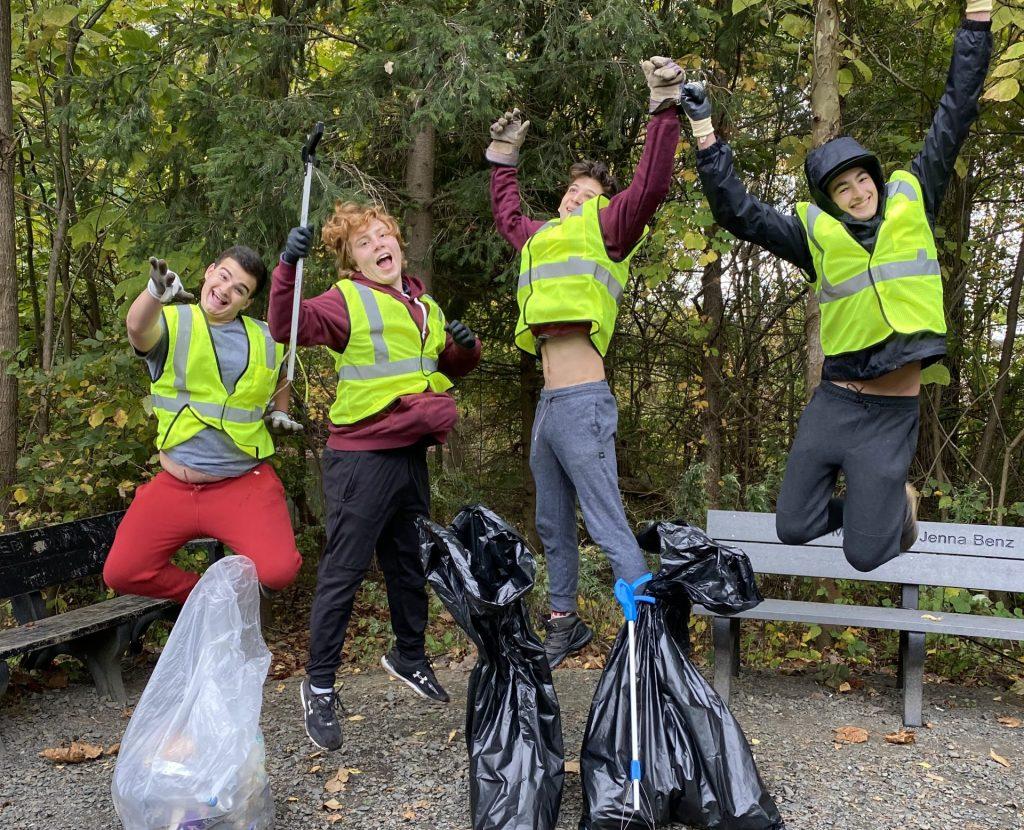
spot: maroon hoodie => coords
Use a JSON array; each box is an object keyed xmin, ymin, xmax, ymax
[
  {"xmin": 490, "ymin": 107, "xmax": 680, "ymax": 339},
  {"xmin": 268, "ymin": 261, "xmax": 481, "ymax": 451}
]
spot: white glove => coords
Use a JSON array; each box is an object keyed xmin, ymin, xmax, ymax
[
  {"xmin": 147, "ymin": 257, "xmax": 194, "ymax": 304},
  {"xmin": 264, "ymin": 409, "xmax": 303, "ymax": 434},
  {"xmin": 641, "ymin": 56, "xmax": 685, "ymax": 114}
]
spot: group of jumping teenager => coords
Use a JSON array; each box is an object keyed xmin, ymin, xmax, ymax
[{"xmin": 101, "ymin": 1, "xmax": 993, "ymax": 755}]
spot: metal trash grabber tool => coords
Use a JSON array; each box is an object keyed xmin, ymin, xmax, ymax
[
  {"xmin": 613, "ymin": 572, "xmax": 655, "ymax": 812},
  {"xmin": 286, "ymin": 121, "xmax": 324, "ymax": 385}
]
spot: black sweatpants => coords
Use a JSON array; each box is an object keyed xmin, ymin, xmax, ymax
[
  {"xmin": 775, "ymin": 381, "xmax": 920, "ymax": 572},
  {"xmin": 306, "ymin": 444, "xmax": 430, "ymax": 689}
]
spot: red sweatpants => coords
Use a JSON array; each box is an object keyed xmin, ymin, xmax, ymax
[{"xmin": 103, "ymin": 463, "xmax": 302, "ymax": 604}]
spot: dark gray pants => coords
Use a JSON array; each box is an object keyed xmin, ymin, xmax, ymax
[
  {"xmin": 776, "ymin": 381, "xmax": 920, "ymax": 572},
  {"xmin": 530, "ymin": 381, "xmax": 649, "ymax": 612},
  {"xmin": 306, "ymin": 445, "xmax": 430, "ymax": 689}
]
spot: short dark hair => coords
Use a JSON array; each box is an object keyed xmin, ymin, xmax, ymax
[
  {"xmin": 215, "ymin": 245, "xmax": 268, "ymax": 297},
  {"xmin": 569, "ymin": 160, "xmax": 619, "ymax": 197}
]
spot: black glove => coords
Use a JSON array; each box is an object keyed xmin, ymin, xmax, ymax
[
  {"xmin": 445, "ymin": 319, "xmax": 477, "ymax": 349},
  {"xmin": 282, "ymin": 225, "xmax": 314, "ymax": 265},
  {"xmin": 680, "ymin": 82, "xmax": 711, "ymax": 121}
]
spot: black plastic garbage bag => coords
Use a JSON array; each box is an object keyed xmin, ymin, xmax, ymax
[
  {"xmin": 418, "ymin": 505, "xmax": 564, "ymax": 830},
  {"xmin": 580, "ymin": 522, "xmax": 783, "ymax": 830},
  {"xmin": 637, "ymin": 519, "xmax": 763, "ymax": 616}
]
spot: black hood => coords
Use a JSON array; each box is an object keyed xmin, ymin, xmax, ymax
[{"xmin": 804, "ymin": 136, "xmax": 885, "ymax": 219}]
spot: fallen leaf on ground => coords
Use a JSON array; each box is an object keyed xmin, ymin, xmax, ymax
[
  {"xmin": 997, "ymin": 716, "xmax": 1021, "ymax": 729},
  {"xmin": 307, "ymin": 764, "xmax": 321, "ymax": 774},
  {"xmin": 325, "ymin": 815, "xmax": 344, "ymax": 824},
  {"xmin": 990, "ymin": 749, "xmax": 1011, "ymax": 768},
  {"xmin": 276, "ymin": 683, "xmax": 286, "ymax": 693},
  {"xmin": 105, "ymin": 743, "xmax": 120, "ymax": 756},
  {"xmin": 885, "ymin": 729, "xmax": 916, "ymax": 745},
  {"xmin": 323, "ymin": 798, "xmax": 343, "ymax": 811},
  {"xmin": 564, "ymin": 760, "xmax": 581, "ymax": 774},
  {"xmin": 750, "ymin": 738, "xmax": 761, "ymax": 745},
  {"xmin": 834, "ymin": 726, "xmax": 869, "ymax": 744},
  {"xmin": 402, "ymin": 807, "xmax": 417, "ymax": 820},
  {"xmin": 39, "ymin": 742, "xmax": 104, "ymax": 763},
  {"xmin": 325, "ymin": 768, "xmax": 350, "ymax": 794},
  {"xmin": 917, "ymin": 761, "xmax": 932, "ymax": 769},
  {"xmin": 925, "ymin": 773, "xmax": 945, "ymax": 782},
  {"xmin": 347, "ymin": 714, "xmax": 364, "ymax": 722},
  {"xmin": 837, "ymin": 681, "xmax": 852, "ymax": 693},
  {"xmin": 447, "ymin": 729, "xmax": 458, "ymax": 743}
]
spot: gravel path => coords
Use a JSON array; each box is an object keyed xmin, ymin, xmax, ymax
[{"xmin": 1, "ymin": 659, "xmax": 1022, "ymax": 829}]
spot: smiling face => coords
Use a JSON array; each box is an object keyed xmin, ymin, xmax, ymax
[
  {"xmin": 200, "ymin": 257, "xmax": 257, "ymax": 323},
  {"xmin": 827, "ymin": 166, "xmax": 879, "ymax": 221},
  {"xmin": 349, "ymin": 218, "xmax": 404, "ymax": 288},
  {"xmin": 558, "ymin": 176, "xmax": 605, "ymax": 220}
]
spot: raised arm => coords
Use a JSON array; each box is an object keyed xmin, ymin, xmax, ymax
[
  {"xmin": 683, "ymin": 84, "xmax": 814, "ymax": 275},
  {"xmin": 486, "ymin": 109, "xmax": 546, "ymax": 251},
  {"xmin": 910, "ymin": 6, "xmax": 993, "ymax": 223},
  {"xmin": 267, "ymin": 226, "xmax": 351, "ymax": 351},
  {"xmin": 126, "ymin": 257, "xmax": 194, "ymax": 353}
]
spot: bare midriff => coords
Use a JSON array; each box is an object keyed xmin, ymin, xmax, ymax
[
  {"xmin": 829, "ymin": 360, "xmax": 922, "ymax": 397},
  {"xmin": 159, "ymin": 451, "xmax": 228, "ymax": 484},
  {"xmin": 538, "ymin": 330, "xmax": 606, "ymax": 389}
]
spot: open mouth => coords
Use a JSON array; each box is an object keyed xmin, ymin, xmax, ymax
[
  {"xmin": 209, "ymin": 290, "xmax": 229, "ymax": 310},
  {"xmin": 375, "ymin": 253, "xmax": 394, "ymax": 270}
]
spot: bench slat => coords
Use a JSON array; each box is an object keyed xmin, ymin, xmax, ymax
[
  {"xmin": 735, "ymin": 542, "xmax": 1024, "ymax": 593},
  {"xmin": 707, "ymin": 510, "xmax": 1024, "ymax": 561},
  {"xmin": 0, "ymin": 594, "xmax": 173, "ymax": 658},
  {"xmin": 692, "ymin": 599, "xmax": 1024, "ymax": 640}
]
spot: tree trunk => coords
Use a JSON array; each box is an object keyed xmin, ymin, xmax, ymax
[
  {"xmin": 806, "ymin": 0, "xmax": 842, "ymax": 397},
  {"xmin": 973, "ymin": 233, "xmax": 1024, "ymax": 482},
  {"xmin": 18, "ymin": 143, "xmax": 41, "ymax": 360},
  {"xmin": 0, "ymin": 0, "xmax": 18, "ymax": 488},
  {"xmin": 404, "ymin": 119, "xmax": 436, "ymax": 291},
  {"xmin": 701, "ymin": 254, "xmax": 725, "ymax": 509}
]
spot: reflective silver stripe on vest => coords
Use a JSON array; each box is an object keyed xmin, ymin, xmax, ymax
[
  {"xmin": 352, "ymin": 281, "xmax": 391, "ymax": 363},
  {"xmin": 804, "ymin": 204, "xmax": 826, "ymax": 256},
  {"xmin": 517, "ymin": 257, "xmax": 624, "ymax": 304},
  {"xmin": 251, "ymin": 318, "xmax": 277, "ymax": 369},
  {"xmin": 337, "ymin": 356, "xmax": 438, "ymax": 381},
  {"xmin": 171, "ymin": 306, "xmax": 193, "ymax": 394},
  {"xmin": 150, "ymin": 393, "xmax": 265, "ymax": 423},
  {"xmin": 886, "ymin": 180, "xmax": 918, "ymax": 201},
  {"xmin": 819, "ymin": 248, "xmax": 941, "ymax": 304}
]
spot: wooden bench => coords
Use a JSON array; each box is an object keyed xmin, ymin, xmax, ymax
[
  {"xmin": 0, "ymin": 510, "xmax": 222, "ymax": 704},
  {"xmin": 697, "ymin": 510, "xmax": 1024, "ymax": 726}
]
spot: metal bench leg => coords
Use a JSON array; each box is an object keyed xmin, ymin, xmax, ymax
[
  {"xmin": 896, "ymin": 630, "xmax": 907, "ymax": 689},
  {"xmin": 80, "ymin": 628, "xmax": 129, "ymax": 705},
  {"xmin": 0, "ymin": 659, "xmax": 9, "ymax": 699},
  {"xmin": 712, "ymin": 617, "xmax": 739, "ymax": 703},
  {"xmin": 901, "ymin": 631, "xmax": 925, "ymax": 727}
]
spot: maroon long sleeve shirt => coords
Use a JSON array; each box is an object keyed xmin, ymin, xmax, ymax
[
  {"xmin": 491, "ymin": 105, "xmax": 680, "ymax": 254},
  {"xmin": 268, "ymin": 261, "xmax": 481, "ymax": 451}
]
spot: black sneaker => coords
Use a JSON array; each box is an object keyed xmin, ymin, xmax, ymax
[
  {"xmin": 300, "ymin": 677, "xmax": 343, "ymax": 751},
  {"xmin": 900, "ymin": 483, "xmax": 920, "ymax": 552},
  {"xmin": 543, "ymin": 612, "xmax": 593, "ymax": 669},
  {"xmin": 381, "ymin": 650, "xmax": 450, "ymax": 703}
]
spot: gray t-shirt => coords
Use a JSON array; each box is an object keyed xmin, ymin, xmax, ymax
[{"xmin": 143, "ymin": 316, "xmax": 261, "ymax": 477}]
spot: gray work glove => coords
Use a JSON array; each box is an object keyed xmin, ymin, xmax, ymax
[
  {"xmin": 264, "ymin": 409, "xmax": 304, "ymax": 434},
  {"xmin": 147, "ymin": 257, "xmax": 194, "ymax": 304},
  {"xmin": 641, "ymin": 56, "xmax": 684, "ymax": 114},
  {"xmin": 445, "ymin": 319, "xmax": 477, "ymax": 349},
  {"xmin": 282, "ymin": 225, "xmax": 313, "ymax": 266},
  {"xmin": 680, "ymin": 82, "xmax": 714, "ymax": 138},
  {"xmin": 485, "ymin": 109, "xmax": 530, "ymax": 167}
]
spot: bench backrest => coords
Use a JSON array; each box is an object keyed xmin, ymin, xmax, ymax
[
  {"xmin": 706, "ymin": 510, "xmax": 1024, "ymax": 594},
  {"xmin": 0, "ymin": 510, "xmax": 127, "ymax": 599}
]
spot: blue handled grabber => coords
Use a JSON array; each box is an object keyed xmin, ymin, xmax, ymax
[{"xmin": 614, "ymin": 573, "xmax": 655, "ymax": 812}]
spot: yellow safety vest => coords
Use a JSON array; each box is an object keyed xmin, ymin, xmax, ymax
[
  {"xmin": 329, "ymin": 279, "xmax": 453, "ymax": 425},
  {"xmin": 797, "ymin": 170, "xmax": 946, "ymax": 357},
  {"xmin": 515, "ymin": 196, "xmax": 647, "ymax": 357},
  {"xmin": 151, "ymin": 305, "xmax": 283, "ymax": 460}
]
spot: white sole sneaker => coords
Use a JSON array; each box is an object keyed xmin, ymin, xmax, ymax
[{"xmin": 380, "ymin": 655, "xmax": 448, "ymax": 704}]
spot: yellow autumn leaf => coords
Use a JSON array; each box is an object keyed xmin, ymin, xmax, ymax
[
  {"xmin": 983, "ymin": 77, "xmax": 1020, "ymax": 102},
  {"xmin": 13, "ymin": 487, "xmax": 28, "ymax": 504},
  {"xmin": 88, "ymin": 409, "xmax": 105, "ymax": 427},
  {"xmin": 113, "ymin": 409, "xmax": 128, "ymax": 428}
]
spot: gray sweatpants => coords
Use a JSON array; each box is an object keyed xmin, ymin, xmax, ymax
[
  {"xmin": 775, "ymin": 381, "xmax": 920, "ymax": 572},
  {"xmin": 529, "ymin": 380, "xmax": 649, "ymax": 612}
]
